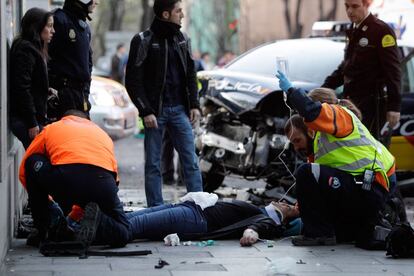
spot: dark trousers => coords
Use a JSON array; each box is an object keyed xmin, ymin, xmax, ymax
[
  {"xmin": 349, "ymin": 94, "xmax": 391, "ymax": 146},
  {"xmin": 48, "ymin": 85, "xmax": 91, "ymax": 120},
  {"xmin": 295, "ymin": 163, "xmax": 387, "ymax": 245},
  {"xmin": 25, "ymin": 154, "xmax": 131, "ymax": 247},
  {"xmin": 161, "ymin": 130, "xmax": 183, "ymax": 183}
]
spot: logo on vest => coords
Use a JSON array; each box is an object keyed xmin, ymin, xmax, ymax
[
  {"xmin": 33, "ymin": 161, "xmax": 43, "ymax": 172},
  {"xmin": 329, "ymin": 177, "xmax": 341, "ymax": 189}
]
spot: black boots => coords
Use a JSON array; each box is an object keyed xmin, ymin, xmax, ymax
[
  {"xmin": 292, "ymin": 235, "xmax": 337, "ymax": 246},
  {"xmin": 76, "ymin": 202, "xmax": 101, "ymax": 246}
]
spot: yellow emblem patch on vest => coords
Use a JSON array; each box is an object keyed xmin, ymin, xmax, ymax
[{"xmin": 381, "ymin": 34, "xmax": 396, "ymax": 48}]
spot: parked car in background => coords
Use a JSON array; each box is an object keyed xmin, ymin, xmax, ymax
[
  {"xmin": 89, "ymin": 76, "xmax": 138, "ymax": 140},
  {"xmin": 197, "ymin": 36, "xmax": 414, "ymax": 193}
]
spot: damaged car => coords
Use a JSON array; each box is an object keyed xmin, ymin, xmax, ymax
[{"xmin": 197, "ymin": 36, "xmax": 414, "ymax": 195}]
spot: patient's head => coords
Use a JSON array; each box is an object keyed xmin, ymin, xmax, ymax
[{"xmin": 271, "ymin": 201, "xmax": 300, "ymax": 223}]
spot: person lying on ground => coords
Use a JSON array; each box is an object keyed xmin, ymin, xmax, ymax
[{"xmin": 126, "ymin": 193, "xmax": 301, "ymax": 246}]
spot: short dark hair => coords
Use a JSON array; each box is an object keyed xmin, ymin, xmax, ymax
[
  {"xmin": 63, "ymin": 109, "xmax": 90, "ymax": 119},
  {"xmin": 20, "ymin": 8, "xmax": 53, "ymax": 52},
  {"xmin": 153, "ymin": 0, "xmax": 181, "ymax": 18},
  {"xmin": 201, "ymin": 52, "xmax": 210, "ymax": 59},
  {"xmin": 116, "ymin": 43, "xmax": 125, "ymax": 51},
  {"xmin": 284, "ymin": 114, "xmax": 307, "ymax": 137}
]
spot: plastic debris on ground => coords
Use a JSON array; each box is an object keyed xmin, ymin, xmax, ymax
[
  {"xmin": 197, "ymin": 240, "xmax": 215, "ymax": 247},
  {"xmin": 164, "ymin": 233, "xmax": 180, "ymax": 246},
  {"xmin": 259, "ymin": 238, "xmax": 275, "ymax": 247}
]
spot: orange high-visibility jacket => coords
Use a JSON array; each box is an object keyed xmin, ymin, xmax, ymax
[{"xmin": 19, "ymin": 115, "xmax": 119, "ymax": 187}]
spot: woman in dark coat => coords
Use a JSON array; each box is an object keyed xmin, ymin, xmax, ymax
[{"xmin": 9, "ymin": 7, "xmax": 55, "ymax": 149}]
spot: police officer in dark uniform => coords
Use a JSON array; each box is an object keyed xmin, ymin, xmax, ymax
[
  {"xmin": 322, "ymin": 0, "xmax": 401, "ymax": 146},
  {"xmin": 48, "ymin": 0, "xmax": 98, "ymax": 120}
]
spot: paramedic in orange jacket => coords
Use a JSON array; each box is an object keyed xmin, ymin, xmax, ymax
[
  {"xmin": 276, "ymin": 71, "xmax": 398, "ymax": 249},
  {"xmin": 20, "ymin": 110, "xmax": 131, "ymax": 247}
]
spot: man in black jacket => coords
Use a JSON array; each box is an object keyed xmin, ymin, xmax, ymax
[
  {"xmin": 48, "ymin": 0, "xmax": 98, "ymax": 120},
  {"xmin": 322, "ymin": 0, "xmax": 401, "ymax": 146},
  {"xmin": 125, "ymin": 0, "xmax": 202, "ymax": 207}
]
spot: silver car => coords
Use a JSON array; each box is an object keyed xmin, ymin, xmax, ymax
[{"xmin": 89, "ymin": 76, "xmax": 138, "ymax": 140}]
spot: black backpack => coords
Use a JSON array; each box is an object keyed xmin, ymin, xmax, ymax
[{"xmin": 386, "ymin": 222, "xmax": 414, "ymax": 258}]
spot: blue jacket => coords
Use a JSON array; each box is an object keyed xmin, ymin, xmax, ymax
[{"xmin": 48, "ymin": 8, "xmax": 92, "ymax": 83}]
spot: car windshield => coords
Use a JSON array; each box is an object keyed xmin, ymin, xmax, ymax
[{"xmin": 226, "ymin": 38, "xmax": 345, "ymax": 85}]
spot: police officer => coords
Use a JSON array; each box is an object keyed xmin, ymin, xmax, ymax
[
  {"xmin": 48, "ymin": 0, "xmax": 98, "ymax": 120},
  {"xmin": 322, "ymin": 0, "xmax": 401, "ymax": 146}
]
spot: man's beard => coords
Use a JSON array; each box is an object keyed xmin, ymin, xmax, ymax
[{"xmin": 297, "ymin": 137, "xmax": 314, "ymax": 160}]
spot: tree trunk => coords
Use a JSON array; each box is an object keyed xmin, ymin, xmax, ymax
[
  {"xmin": 283, "ymin": 0, "xmax": 292, "ymax": 35},
  {"xmin": 293, "ymin": 0, "xmax": 303, "ymax": 38},
  {"xmin": 282, "ymin": 0, "xmax": 303, "ymax": 38},
  {"xmin": 141, "ymin": 0, "xmax": 153, "ymax": 30},
  {"xmin": 108, "ymin": 0, "xmax": 126, "ymax": 31},
  {"xmin": 319, "ymin": 0, "xmax": 339, "ymax": 21}
]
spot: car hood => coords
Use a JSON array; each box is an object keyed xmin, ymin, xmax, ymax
[{"xmin": 198, "ymin": 70, "xmax": 318, "ymax": 115}]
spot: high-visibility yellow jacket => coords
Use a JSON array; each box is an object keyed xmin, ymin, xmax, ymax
[{"xmin": 309, "ymin": 104, "xmax": 395, "ymax": 191}]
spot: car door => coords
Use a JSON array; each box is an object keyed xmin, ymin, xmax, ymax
[{"xmin": 389, "ymin": 46, "xmax": 414, "ymax": 170}]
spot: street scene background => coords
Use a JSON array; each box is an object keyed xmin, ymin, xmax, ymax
[{"xmin": 2, "ymin": 0, "xmax": 414, "ymax": 275}]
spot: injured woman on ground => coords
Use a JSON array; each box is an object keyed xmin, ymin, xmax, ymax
[{"xmin": 126, "ymin": 193, "xmax": 301, "ymax": 246}]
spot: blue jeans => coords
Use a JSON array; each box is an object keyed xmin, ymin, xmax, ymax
[
  {"xmin": 144, "ymin": 105, "xmax": 203, "ymax": 206},
  {"xmin": 127, "ymin": 201, "xmax": 207, "ymax": 240}
]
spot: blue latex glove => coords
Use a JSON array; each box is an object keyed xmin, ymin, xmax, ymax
[{"xmin": 275, "ymin": 70, "xmax": 292, "ymax": 92}]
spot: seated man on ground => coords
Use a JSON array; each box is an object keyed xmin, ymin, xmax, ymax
[
  {"xmin": 19, "ymin": 110, "xmax": 131, "ymax": 248},
  {"xmin": 126, "ymin": 194, "xmax": 301, "ymax": 246}
]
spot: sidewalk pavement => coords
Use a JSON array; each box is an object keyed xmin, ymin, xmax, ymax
[
  {"xmin": 2, "ymin": 187, "xmax": 414, "ymax": 276},
  {"xmin": 3, "ymin": 233, "xmax": 414, "ymax": 276}
]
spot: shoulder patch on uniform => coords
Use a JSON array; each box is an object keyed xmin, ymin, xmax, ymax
[{"xmin": 382, "ymin": 34, "xmax": 396, "ymax": 48}]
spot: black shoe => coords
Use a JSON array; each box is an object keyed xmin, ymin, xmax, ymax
[
  {"xmin": 292, "ymin": 235, "xmax": 336, "ymax": 246},
  {"xmin": 48, "ymin": 217, "xmax": 76, "ymax": 242},
  {"xmin": 76, "ymin": 202, "xmax": 100, "ymax": 246},
  {"xmin": 26, "ymin": 229, "xmax": 44, "ymax": 247}
]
